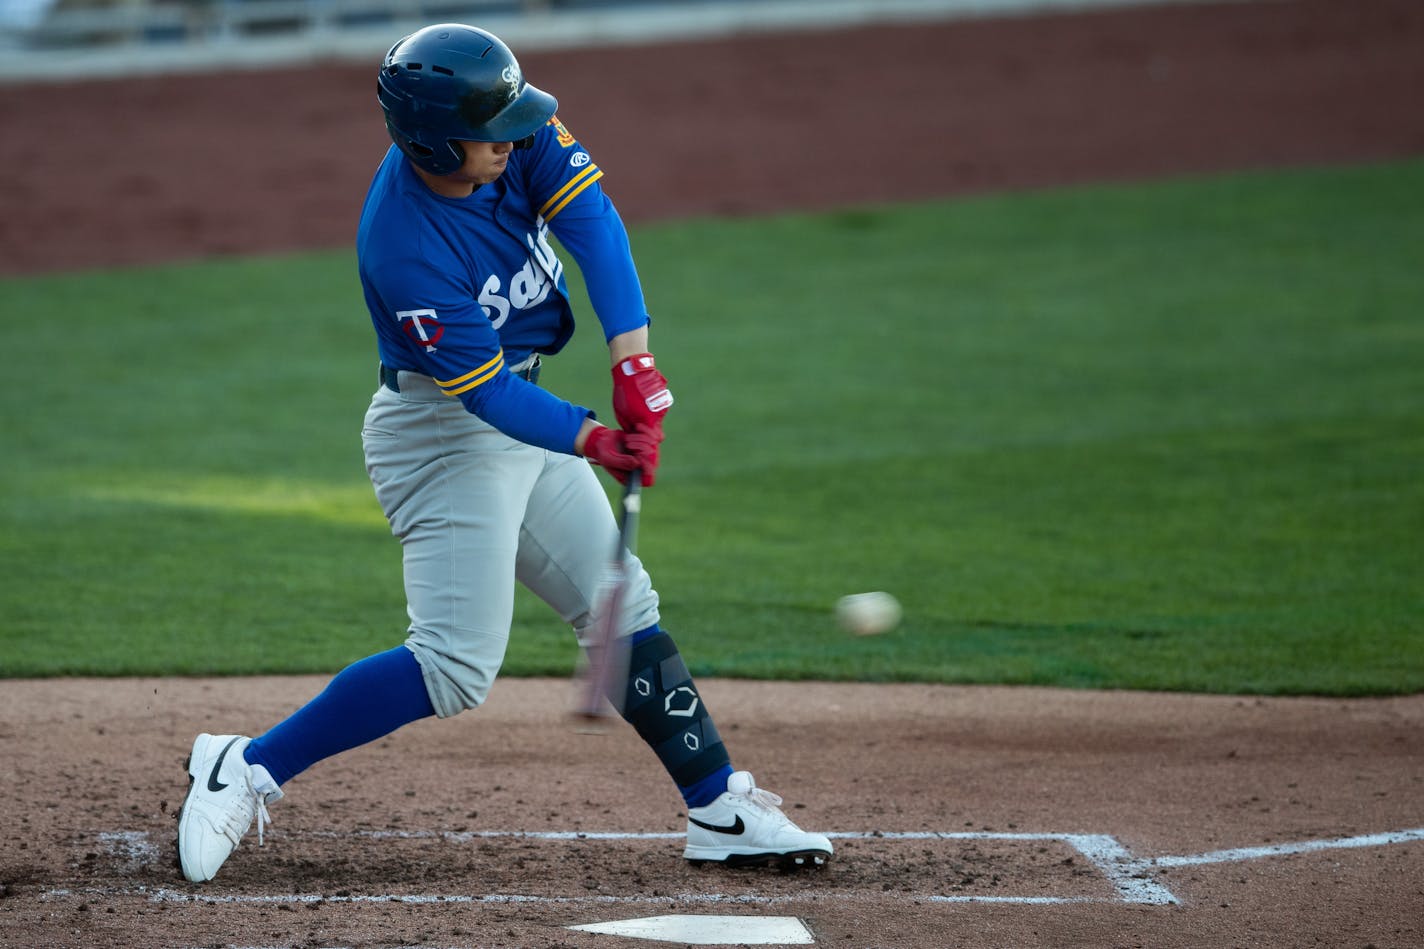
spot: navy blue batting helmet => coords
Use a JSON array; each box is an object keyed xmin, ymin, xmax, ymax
[{"xmin": 377, "ymin": 24, "xmax": 558, "ymax": 175}]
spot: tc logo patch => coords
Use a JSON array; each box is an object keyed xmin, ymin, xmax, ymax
[{"xmin": 395, "ymin": 308, "xmax": 441, "ymax": 352}]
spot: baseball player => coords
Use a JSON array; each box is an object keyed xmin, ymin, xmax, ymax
[{"xmin": 176, "ymin": 23, "xmax": 832, "ymax": 884}]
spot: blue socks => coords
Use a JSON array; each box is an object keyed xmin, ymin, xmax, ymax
[
  {"xmin": 244, "ymin": 645, "xmax": 435, "ymax": 786},
  {"xmin": 242, "ymin": 632, "xmax": 734, "ymax": 808},
  {"xmin": 682, "ymin": 765, "xmax": 734, "ymax": 808}
]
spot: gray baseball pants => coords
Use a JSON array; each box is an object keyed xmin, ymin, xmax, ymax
[{"xmin": 361, "ymin": 368, "xmax": 660, "ymax": 719}]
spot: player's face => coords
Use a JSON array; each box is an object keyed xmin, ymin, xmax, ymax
[
  {"xmin": 413, "ymin": 140, "xmax": 515, "ymax": 197},
  {"xmin": 452, "ymin": 140, "xmax": 514, "ymax": 186}
]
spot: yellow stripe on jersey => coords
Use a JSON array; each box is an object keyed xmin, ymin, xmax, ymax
[
  {"xmin": 437, "ymin": 350, "xmax": 505, "ymax": 396},
  {"xmin": 539, "ymin": 166, "xmax": 604, "ymax": 222}
]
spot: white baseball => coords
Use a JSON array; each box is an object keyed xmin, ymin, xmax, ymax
[{"xmin": 835, "ymin": 591, "xmax": 902, "ymax": 636}]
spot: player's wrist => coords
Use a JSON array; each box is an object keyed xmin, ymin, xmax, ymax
[{"xmin": 574, "ymin": 418, "xmax": 602, "ymax": 456}]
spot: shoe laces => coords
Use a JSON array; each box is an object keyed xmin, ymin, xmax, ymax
[
  {"xmin": 247, "ymin": 767, "xmax": 281, "ymax": 847},
  {"xmin": 214, "ymin": 780, "xmax": 271, "ymax": 847},
  {"xmin": 253, "ymin": 791, "xmax": 273, "ymax": 847},
  {"xmin": 732, "ymin": 774, "xmax": 791, "ymax": 825}
]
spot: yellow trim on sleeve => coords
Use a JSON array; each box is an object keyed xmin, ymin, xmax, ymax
[
  {"xmin": 539, "ymin": 166, "xmax": 603, "ymax": 221},
  {"xmin": 538, "ymin": 165, "xmax": 598, "ymax": 217},
  {"xmin": 437, "ymin": 350, "xmax": 505, "ymax": 396}
]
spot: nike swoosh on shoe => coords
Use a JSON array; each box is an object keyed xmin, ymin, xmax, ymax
[
  {"xmin": 206, "ymin": 737, "xmax": 242, "ymax": 793},
  {"xmin": 689, "ymin": 815, "xmax": 745, "ymax": 835}
]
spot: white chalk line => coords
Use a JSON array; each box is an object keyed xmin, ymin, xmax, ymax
[
  {"xmin": 930, "ymin": 895, "xmax": 1094, "ymax": 904},
  {"xmin": 68, "ymin": 824, "xmax": 1424, "ymax": 909},
  {"xmin": 97, "ymin": 830, "xmax": 160, "ymax": 871},
  {"xmin": 43, "ymin": 886, "xmax": 797, "ymax": 907},
  {"xmin": 44, "ymin": 884, "xmax": 1102, "ymax": 909},
  {"xmin": 308, "ymin": 829, "xmax": 1179, "ymax": 904},
  {"xmin": 1068, "ymin": 833, "xmax": 1179, "ymax": 905},
  {"xmin": 302, "ymin": 829, "xmax": 1109, "ymax": 842},
  {"xmin": 1139, "ymin": 827, "xmax": 1424, "ymax": 869}
]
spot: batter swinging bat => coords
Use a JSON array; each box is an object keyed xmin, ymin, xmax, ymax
[{"xmin": 574, "ymin": 469, "xmax": 642, "ymax": 727}]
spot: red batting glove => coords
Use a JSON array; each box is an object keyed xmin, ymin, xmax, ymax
[
  {"xmin": 623, "ymin": 424, "xmax": 663, "ymax": 487},
  {"xmin": 581, "ymin": 425, "xmax": 639, "ymax": 486},
  {"xmin": 612, "ymin": 353, "xmax": 673, "ymax": 435},
  {"xmin": 582, "ymin": 424, "xmax": 663, "ymax": 487}
]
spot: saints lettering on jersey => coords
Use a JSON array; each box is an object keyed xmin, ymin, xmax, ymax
[{"xmin": 477, "ymin": 221, "xmax": 564, "ymax": 329}]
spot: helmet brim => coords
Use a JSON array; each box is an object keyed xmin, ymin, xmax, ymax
[{"xmin": 467, "ymin": 82, "xmax": 558, "ymax": 143}]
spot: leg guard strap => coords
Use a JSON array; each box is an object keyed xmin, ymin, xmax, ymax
[{"xmin": 617, "ymin": 631, "xmax": 731, "ymax": 787}]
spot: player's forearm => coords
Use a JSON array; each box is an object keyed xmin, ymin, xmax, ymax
[
  {"xmin": 460, "ymin": 374, "xmax": 593, "ymax": 455},
  {"xmin": 608, "ymin": 326, "xmax": 649, "ymax": 365},
  {"xmin": 551, "ymin": 198, "xmax": 651, "ymax": 345}
]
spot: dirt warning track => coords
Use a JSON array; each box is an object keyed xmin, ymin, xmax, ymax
[{"xmin": 0, "ymin": 0, "xmax": 1421, "ymax": 275}]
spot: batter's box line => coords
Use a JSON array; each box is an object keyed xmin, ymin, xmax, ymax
[
  {"xmin": 292, "ymin": 826, "xmax": 1167, "ymax": 902},
  {"xmin": 307, "ymin": 829, "xmax": 1174, "ymax": 903},
  {"xmin": 270, "ymin": 826, "xmax": 1424, "ymax": 906},
  {"xmin": 836, "ymin": 832, "xmax": 1178, "ymax": 905},
  {"xmin": 76, "ymin": 825, "xmax": 1424, "ymax": 908},
  {"xmin": 830, "ymin": 828, "xmax": 1424, "ymax": 905},
  {"xmin": 43, "ymin": 886, "xmax": 804, "ymax": 908}
]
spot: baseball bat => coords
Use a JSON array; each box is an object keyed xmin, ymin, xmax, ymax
[{"xmin": 573, "ymin": 468, "xmax": 642, "ymax": 728}]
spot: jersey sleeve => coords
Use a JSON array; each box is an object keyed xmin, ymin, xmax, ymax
[
  {"xmin": 521, "ymin": 116, "xmax": 652, "ymax": 342},
  {"xmin": 364, "ymin": 250, "xmax": 593, "ymax": 454}
]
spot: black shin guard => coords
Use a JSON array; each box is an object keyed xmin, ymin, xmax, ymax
[{"xmin": 616, "ymin": 631, "xmax": 730, "ymax": 787}]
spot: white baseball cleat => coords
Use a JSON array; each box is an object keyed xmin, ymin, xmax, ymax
[
  {"xmin": 683, "ymin": 771, "xmax": 832, "ymax": 870},
  {"xmin": 177, "ymin": 733, "xmax": 282, "ymax": 883}
]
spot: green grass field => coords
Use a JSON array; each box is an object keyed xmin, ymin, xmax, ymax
[{"xmin": 2, "ymin": 159, "xmax": 1421, "ymax": 694}]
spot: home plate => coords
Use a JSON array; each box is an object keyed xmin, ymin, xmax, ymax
[{"xmin": 568, "ymin": 914, "xmax": 815, "ymax": 944}]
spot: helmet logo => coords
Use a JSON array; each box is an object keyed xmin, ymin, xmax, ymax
[{"xmin": 501, "ymin": 63, "xmax": 521, "ymax": 93}]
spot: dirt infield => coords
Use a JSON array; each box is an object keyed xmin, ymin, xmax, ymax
[
  {"xmin": 3, "ymin": 677, "xmax": 1423, "ymax": 947},
  {"xmin": 3, "ymin": 1, "xmax": 1424, "ymax": 946}
]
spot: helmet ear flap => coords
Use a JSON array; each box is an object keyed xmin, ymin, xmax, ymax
[{"xmin": 382, "ymin": 117, "xmax": 464, "ymax": 176}]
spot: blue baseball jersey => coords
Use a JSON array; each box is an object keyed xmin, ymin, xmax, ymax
[{"xmin": 356, "ymin": 115, "xmax": 651, "ymax": 454}]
